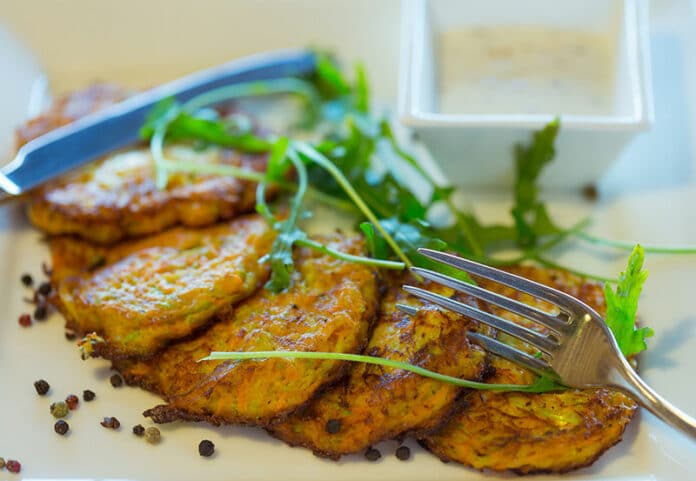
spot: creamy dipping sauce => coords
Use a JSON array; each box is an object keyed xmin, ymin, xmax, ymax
[{"xmin": 437, "ymin": 26, "xmax": 616, "ymax": 116}]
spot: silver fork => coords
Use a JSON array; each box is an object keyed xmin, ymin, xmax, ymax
[{"xmin": 402, "ymin": 248, "xmax": 696, "ymax": 441}]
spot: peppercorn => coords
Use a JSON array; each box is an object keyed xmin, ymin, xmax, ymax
[
  {"xmin": 365, "ymin": 447, "xmax": 381, "ymax": 462},
  {"xmin": 110, "ymin": 374, "xmax": 123, "ymax": 387},
  {"xmin": 50, "ymin": 401, "xmax": 69, "ymax": 418},
  {"xmin": 0, "ymin": 457, "xmax": 5, "ymax": 468},
  {"xmin": 6, "ymin": 459, "xmax": 21, "ymax": 473},
  {"xmin": 21, "ymin": 273, "xmax": 33, "ymax": 287},
  {"xmin": 101, "ymin": 416, "xmax": 120, "ymax": 429},
  {"xmin": 325, "ymin": 419, "xmax": 341, "ymax": 434},
  {"xmin": 144, "ymin": 426, "xmax": 161, "ymax": 444},
  {"xmin": 198, "ymin": 439, "xmax": 215, "ymax": 457},
  {"xmin": 54, "ymin": 419, "xmax": 70, "ymax": 435},
  {"xmin": 38, "ymin": 282, "xmax": 52, "ymax": 296},
  {"xmin": 83, "ymin": 389, "xmax": 96, "ymax": 402},
  {"xmin": 395, "ymin": 445, "xmax": 411, "ymax": 461},
  {"xmin": 33, "ymin": 304, "xmax": 48, "ymax": 321},
  {"xmin": 18, "ymin": 313, "xmax": 31, "ymax": 327},
  {"xmin": 34, "ymin": 379, "xmax": 50, "ymax": 396},
  {"xmin": 65, "ymin": 331, "xmax": 77, "ymax": 341},
  {"xmin": 65, "ymin": 394, "xmax": 79, "ymax": 410},
  {"xmin": 132, "ymin": 424, "xmax": 145, "ymax": 436}
]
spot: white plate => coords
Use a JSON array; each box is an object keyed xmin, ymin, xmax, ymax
[{"xmin": 1, "ymin": 1, "xmax": 696, "ymax": 480}]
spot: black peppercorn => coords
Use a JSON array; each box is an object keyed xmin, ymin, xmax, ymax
[
  {"xmin": 65, "ymin": 331, "xmax": 77, "ymax": 341},
  {"xmin": 198, "ymin": 439, "xmax": 215, "ymax": 457},
  {"xmin": 325, "ymin": 419, "xmax": 341, "ymax": 434},
  {"xmin": 54, "ymin": 420, "xmax": 70, "ymax": 435},
  {"xmin": 34, "ymin": 379, "xmax": 50, "ymax": 395},
  {"xmin": 110, "ymin": 374, "xmax": 123, "ymax": 387},
  {"xmin": 38, "ymin": 282, "xmax": 52, "ymax": 296},
  {"xmin": 83, "ymin": 389, "xmax": 96, "ymax": 401},
  {"xmin": 33, "ymin": 304, "xmax": 48, "ymax": 321},
  {"xmin": 101, "ymin": 416, "xmax": 120, "ymax": 429},
  {"xmin": 133, "ymin": 424, "xmax": 145, "ymax": 436},
  {"xmin": 21, "ymin": 273, "xmax": 33, "ymax": 287},
  {"xmin": 365, "ymin": 447, "xmax": 381, "ymax": 461},
  {"xmin": 395, "ymin": 445, "xmax": 411, "ymax": 461}
]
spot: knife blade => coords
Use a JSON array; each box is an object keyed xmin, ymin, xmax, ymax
[{"xmin": 0, "ymin": 49, "xmax": 316, "ymax": 197}]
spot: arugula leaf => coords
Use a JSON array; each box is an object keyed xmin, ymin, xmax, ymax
[
  {"xmin": 604, "ymin": 245, "xmax": 654, "ymax": 356},
  {"xmin": 511, "ymin": 118, "xmax": 562, "ymax": 247},
  {"xmin": 354, "ymin": 63, "xmax": 369, "ymax": 113},
  {"xmin": 260, "ymin": 148, "xmax": 309, "ymax": 293},
  {"xmin": 361, "ymin": 217, "xmax": 474, "ymax": 284},
  {"xmin": 314, "ymin": 52, "xmax": 352, "ymax": 98}
]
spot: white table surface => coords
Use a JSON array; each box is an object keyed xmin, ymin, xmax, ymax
[{"xmin": 1, "ymin": 1, "xmax": 695, "ymax": 480}]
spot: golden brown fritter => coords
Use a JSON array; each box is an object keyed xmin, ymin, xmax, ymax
[
  {"xmin": 421, "ymin": 266, "xmax": 638, "ymax": 474},
  {"xmin": 15, "ymin": 84, "xmax": 129, "ymax": 148},
  {"xmin": 268, "ymin": 275, "xmax": 489, "ymax": 459},
  {"xmin": 114, "ymin": 235, "xmax": 379, "ymax": 426},
  {"xmin": 18, "ymin": 85, "xmax": 269, "ymax": 244},
  {"xmin": 53, "ymin": 215, "xmax": 275, "ymax": 360}
]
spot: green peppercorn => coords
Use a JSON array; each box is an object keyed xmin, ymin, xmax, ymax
[
  {"xmin": 54, "ymin": 420, "xmax": 69, "ymax": 435},
  {"xmin": 395, "ymin": 445, "xmax": 411, "ymax": 461},
  {"xmin": 144, "ymin": 426, "xmax": 161, "ymax": 444},
  {"xmin": 0, "ymin": 457, "xmax": 5, "ymax": 469},
  {"xmin": 50, "ymin": 401, "xmax": 69, "ymax": 418}
]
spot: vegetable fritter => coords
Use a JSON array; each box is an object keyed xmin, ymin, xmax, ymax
[
  {"xmin": 268, "ymin": 274, "xmax": 489, "ymax": 459},
  {"xmin": 421, "ymin": 266, "xmax": 638, "ymax": 474},
  {"xmin": 18, "ymin": 85, "xmax": 269, "ymax": 244},
  {"xmin": 114, "ymin": 235, "xmax": 379, "ymax": 425},
  {"xmin": 53, "ymin": 215, "xmax": 275, "ymax": 360}
]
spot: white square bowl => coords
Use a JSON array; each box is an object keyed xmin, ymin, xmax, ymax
[{"xmin": 399, "ymin": 0, "xmax": 654, "ymax": 189}]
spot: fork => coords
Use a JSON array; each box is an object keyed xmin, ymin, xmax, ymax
[{"xmin": 402, "ymin": 248, "xmax": 696, "ymax": 441}]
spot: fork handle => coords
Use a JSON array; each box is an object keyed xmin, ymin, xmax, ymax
[{"xmin": 611, "ymin": 357, "xmax": 696, "ymax": 441}]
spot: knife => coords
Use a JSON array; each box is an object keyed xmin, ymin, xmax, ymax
[{"xmin": 0, "ymin": 49, "xmax": 316, "ymax": 199}]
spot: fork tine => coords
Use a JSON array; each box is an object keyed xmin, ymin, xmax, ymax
[
  {"xmin": 411, "ymin": 266, "xmax": 568, "ymax": 332},
  {"xmin": 396, "ymin": 303, "xmax": 420, "ymax": 316},
  {"xmin": 403, "ymin": 285, "xmax": 558, "ymax": 353},
  {"xmin": 417, "ymin": 248, "xmax": 582, "ymax": 311},
  {"xmin": 466, "ymin": 332, "xmax": 555, "ymax": 376}
]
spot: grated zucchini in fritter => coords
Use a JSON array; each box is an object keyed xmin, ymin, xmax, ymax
[
  {"xmin": 268, "ymin": 274, "xmax": 489, "ymax": 459},
  {"xmin": 114, "ymin": 234, "xmax": 379, "ymax": 425},
  {"xmin": 52, "ymin": 214, "xmax": 275, "ymax": 360},
  {"xmin": 421, "ymin": 266, "xmax": 637, "ymax": 474}
]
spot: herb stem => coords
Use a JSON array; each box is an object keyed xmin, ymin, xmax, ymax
[
  {"xmin": 575, "ymin": 231, "xmax": 696, "ymax": 254},
  {"xmin": 295, "ymin": 238, "xmax": 405, "ymax": 270},
  {"xmin": 182, "ymin": 78, "xmax": 321, "ymax": 115},
  {"xmin": 534, "ymin": 256, "xmax": 618, "ymax": 284},
  {"xmin": 295, "ymin": 141, "xmax": 413, "ymax": 268},
  {"xmin": 381, "ymin": 122, "xmax": 484, "ymax": 256},
  {"xmin": 200, "ymin": 350, "xmax": 559, "ymax": 393}
]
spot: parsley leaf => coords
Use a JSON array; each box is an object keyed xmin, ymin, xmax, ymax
[{"xmin": 604, "ymin": 245, "xmax": 654, "ymax": 356}]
